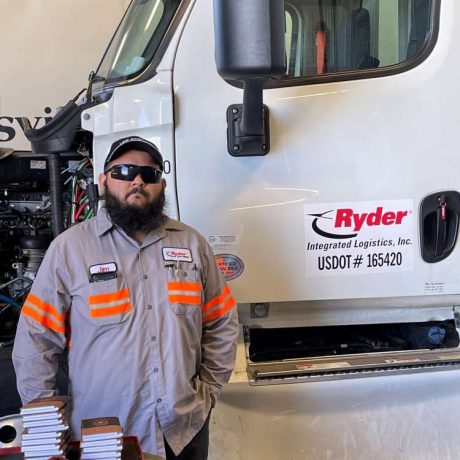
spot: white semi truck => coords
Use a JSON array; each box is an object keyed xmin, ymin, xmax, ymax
[{"xmin": 4, "ymin": 0, "xmax": 460, "ymax": 458}]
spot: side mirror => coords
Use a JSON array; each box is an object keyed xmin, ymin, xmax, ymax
[{"xmin": 213, "ymin": 0, "xmax": 286, "ymax": 156}]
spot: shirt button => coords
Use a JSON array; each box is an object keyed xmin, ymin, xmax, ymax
[
  {"xmin": 147, "ymin": 305, "xmax": 152, "ymax": 310},
  {"xmin": 151, "ymin": 336, "xmax": 156, "ymax": 342},
  {"xmin": 153, "ymin": 367, "xmax": 159, "ymax": 373},
  {"xmin": 144, "ymin": 274, "xmax": 149, "ymax": 280},
  {"xmin": 156, "ymin": 398, "xmax": 162, "ymax": 404}
]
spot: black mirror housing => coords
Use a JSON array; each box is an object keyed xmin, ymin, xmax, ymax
[{"xmin": 214, "ymin": 0, "xmax": 286, "ymax": 81}]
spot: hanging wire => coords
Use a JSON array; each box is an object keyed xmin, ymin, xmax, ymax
[
  {"xmin": 66, "ymin": 158, "xmax": 94, "ymax": 225},
  {"xmin": 0, "ymin": 293, "xmax": 21, "ymax": 312},
  {"xmin": 64, "ymin": 157, "xmax": 94, "ymax": 226}
]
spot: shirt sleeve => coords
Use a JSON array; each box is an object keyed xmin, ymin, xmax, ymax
[
  {"xmin": 12, "ymin": 239, "xmax": 72, "ymax": 403},
  {"xmin": 198, "ymin": 240, "xmax": 239, "ymax": 405}
]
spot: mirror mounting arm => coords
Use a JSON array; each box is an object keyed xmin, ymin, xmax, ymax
[{"xmin": 227, "ymin": 79, "xmax": 269, "ymax": 157}]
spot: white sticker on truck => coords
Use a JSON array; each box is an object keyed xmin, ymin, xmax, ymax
[
  {"xmin": 208, "ymin": 234, "xmax": 240, "ymax": 252},
  {"xmin": 304, "ymin": 199, "xmax": 414, "ymax": 277}
]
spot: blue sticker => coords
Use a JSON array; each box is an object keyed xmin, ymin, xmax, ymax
[{"xmin": 215, "ymin": 254, "xmax": 244, "ymax": 281}]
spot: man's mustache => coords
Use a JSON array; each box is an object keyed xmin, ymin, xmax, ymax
[{"xmin": 126, "ymin": 187, "xmax": 147, "ymax": 198}]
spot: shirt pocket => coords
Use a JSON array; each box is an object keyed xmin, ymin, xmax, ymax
[
  {"xmin": 86, "ymin": 275, "xmax": 133, "ymax": 326},
  {"xmin": 167, "ymin": 267, "xmax": 203, "ymax": 315}
]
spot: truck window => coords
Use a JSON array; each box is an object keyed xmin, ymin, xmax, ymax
[
  {"xmin": 95, "ymin": 0, "xmax": 181, "ymax": 85},
  {"xmin": 284, "ymin": 0, "xmax": 436, "ymax": 79}
]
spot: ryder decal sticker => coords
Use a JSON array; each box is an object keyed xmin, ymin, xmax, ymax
[
  {"xmin": 162, "ymin": 247, "xmax": 193, "ymax": 263},
  {"xmin": 304, "ymin": 199, "xmax": 414, "ymax": 277}
]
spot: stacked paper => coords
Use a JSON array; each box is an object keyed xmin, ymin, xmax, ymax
[
  {"xmin": 20, "ymin": 396, "xmax": 71, "ymax": 460},
  {"xmin": 80, "ymin": 417, "xmax": 123, "ymax": 460}
]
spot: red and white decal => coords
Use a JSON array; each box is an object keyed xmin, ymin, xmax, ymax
[
  {"xmin": 304, "ymin": 200, "xmax": 414, "ymax": 277},
  {"xmin": 335, "ymin": 207, "xmax": 409, "ymax": 232},
  {"xmin": 162, "ymin": 247, "xmax": 193, "ymax": 262},
  {"xmin": 89, "ymin": 262, "xmax": 117, "ymax": 275}
]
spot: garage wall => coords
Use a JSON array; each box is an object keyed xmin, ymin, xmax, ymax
[{"xmin": 0, "ymin": 0, "xmax": 130, "ymax": 150}]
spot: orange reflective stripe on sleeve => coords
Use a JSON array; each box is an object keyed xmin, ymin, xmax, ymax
[
  {"xmin": 202, "ymin": 285, "xmax": 231, "ymax": 314},
  {"xmin": 202, "ymin": 284, "xmax": 236, "ymax": 323},
  {"xmin": 202, "ymin": 295, "xmax": 236, "ymax": 323},
  {"xmin": 88, "ymin": 288, "xmax": 130, "ymax": 305},
  {"xmin": 90, "ymin": 301, "xmax": 133, "ymax": 318},
  {"xmin": 22, "ymin": 305, "xmax": 65, "ymax": 334},
  {"xmin": 26, "ymin": 293, "xmax": 65, "ymax": 323}
]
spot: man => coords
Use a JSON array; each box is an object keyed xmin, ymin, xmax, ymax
[{"xmin": 13, "ymin": 136, "xmax": 239, "ymax": 459}]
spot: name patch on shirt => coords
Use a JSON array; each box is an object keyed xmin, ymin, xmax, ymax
[
  {"xmin": 162, "ymin": 247, "xmax": 193, "ymax": 263},
  {"xmin": 89, "ymin": 262, "xmax": 118, "ymax": 282}
]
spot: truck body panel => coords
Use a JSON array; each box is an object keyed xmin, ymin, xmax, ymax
[
  {"xmin": 211, "ymin": 369, "xmax": 460, "ymax": 460},
  {"xmin": 173, "ymin": 0, "xmax": 460, "ymax": 304}
]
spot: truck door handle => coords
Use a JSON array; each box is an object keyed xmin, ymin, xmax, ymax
[
  {"xmin": 420, "ymin": 191, "xmax": 460, "ymax": 263},
  {"xmin": 434, "ymin": 198, "xmax": 447, "ymax": 257}
]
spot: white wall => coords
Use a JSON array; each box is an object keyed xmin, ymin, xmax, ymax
[{"xmin": 0, "ymin": 0, "xmax": 130, "ymax": 150}]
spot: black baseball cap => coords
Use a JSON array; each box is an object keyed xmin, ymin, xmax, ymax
[{"xmin": 104, "ymin": 136, "xmax": 164, "ymax": 171}]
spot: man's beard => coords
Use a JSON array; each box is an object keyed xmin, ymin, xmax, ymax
[{"xmin": 104, "ymin": 186, "xmax": 167, "ymax": 234}]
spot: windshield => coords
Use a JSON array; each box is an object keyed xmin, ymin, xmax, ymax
[{"xmin": 95, "ymin": 0, "xmax": 182, "ymax": 85}]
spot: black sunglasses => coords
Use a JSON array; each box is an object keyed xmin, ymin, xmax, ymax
[{"xmin": 104, "ymin": 164, "xmax": 163, "ymax": 184}]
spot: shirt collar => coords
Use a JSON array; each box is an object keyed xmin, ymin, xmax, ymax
[{"xmin": 95, "ymin": 207, "xmax": 114, "ymax": 237}]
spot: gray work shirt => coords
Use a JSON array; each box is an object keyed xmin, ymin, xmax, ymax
[{"xmin": 13, "ymin": 208, "xmax": 238, "ymax": 456}]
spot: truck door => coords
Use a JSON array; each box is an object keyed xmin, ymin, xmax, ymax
[{"xmin": 173, "ymin": 0, "xmax": 456, "ymax": 314}]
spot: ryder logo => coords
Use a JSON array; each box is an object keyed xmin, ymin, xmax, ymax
[
  {"xmin": 307, "ymin": 206, "xmax": 410, "ymax": 239},
  {"xmin": 162, "ymin": 247, "xmax": 193, "ymax": 262},
  {"xmin": 336, "ymin": 207, "xmax": 409, "ymax": 231}
]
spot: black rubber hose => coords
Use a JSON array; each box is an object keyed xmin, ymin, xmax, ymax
[{"xmin": 48, "ymin": 154, "xmax": 64, "ymax": 236}]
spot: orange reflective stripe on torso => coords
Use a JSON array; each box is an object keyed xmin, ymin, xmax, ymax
[
  {"xmin": 168, "ymin": 281, "xmax": 202, "ymax": 305},
  {"xmin": 88, "ymin": 288, "xmax": 132, "ymax": 318}
]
